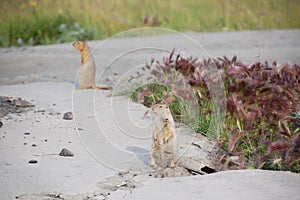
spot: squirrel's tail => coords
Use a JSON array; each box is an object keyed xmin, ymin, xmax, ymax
[{"xmin": 93, "ymin": 85, "xmax": 112, "ymax": 90}]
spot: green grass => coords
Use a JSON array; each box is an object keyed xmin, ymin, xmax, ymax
[
  {"xmin": 0, "ymin": 0, "xmax": 299, "ymax": 46},
  {"xmin": 129, "ymin": 83, "xmax": 217, "ymax": 137}
]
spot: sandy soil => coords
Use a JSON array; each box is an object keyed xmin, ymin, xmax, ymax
[{"xmin": 0, "ymin": 30, "xmax": 299, "ymax": 200}]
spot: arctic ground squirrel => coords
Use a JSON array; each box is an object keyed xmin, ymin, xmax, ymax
[
  {"xmin": 73, "ymin": 41, "xmax": 111, "ymax": 90},
  {"xmin": 150, "ymin": 103, "xmax": 178, "ymax": 168}
]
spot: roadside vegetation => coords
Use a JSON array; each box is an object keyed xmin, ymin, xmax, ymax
[
  {"xmin": 0, "ymin": 0, "xmax": 299, "ymax": 46},
  {"xmin": 130, "ymin": 51, "xmax": 300, "ymax": 173}
]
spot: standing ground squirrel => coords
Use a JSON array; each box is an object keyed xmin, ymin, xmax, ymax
[
  {"xmin": 73, "ymin": 41, "xmax": 111, "ymax": 90},
  {"xmin": 150, "ymin": 103, "xmax": 178, "ymax": 168}
]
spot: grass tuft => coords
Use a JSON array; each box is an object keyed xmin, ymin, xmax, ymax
[
  {"xmin": 128, "ymin": 50, "xmax": 300, "ymax": 173},
  {"xmin": 1, "ymin": 0, "xmax": 300, "ymax": 46}
]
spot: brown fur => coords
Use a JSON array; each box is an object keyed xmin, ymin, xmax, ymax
[
  {"xmin": 73, "ymin": 41, "xmax": 111, "ymax": 90},
  {"xmin": 150, "ymin": 104, "xmax": 178, "ymax": 168}
]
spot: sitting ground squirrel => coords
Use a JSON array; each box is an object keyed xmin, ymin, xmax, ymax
[
  {"xmin": 150, "ymin": 103, "xmax": 178, "ymax": 168},
  {"xmin": 73, "ymin": 41, "xmax": 111, "ymax": 90}
]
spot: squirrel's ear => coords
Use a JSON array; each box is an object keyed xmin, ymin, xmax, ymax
[{"xmin": 163, "ymin": 101, "xmax": 170, "ymax": 108}]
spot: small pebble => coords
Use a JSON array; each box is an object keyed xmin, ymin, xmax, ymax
[
  {"xmin": 63, "ymin": 112, "xmax": 73, "ymax": 120},
  {"xmin": 44, "ymin": 139, "xmax": 48, "ymax": 142},
  {"xmin": 23, "ymin": 142, "xmax": 27, "ymax": 145},
  {"xmin": 32, "ymin": 144, "xmax": 37, "ymax": 147},
  {"xmin": 28, "ymin": 159, "xmax": 38, "ymax": 164},
  {"xmin": 59, "ymin": 148, "xmax": 74, "ymax": 157},
  {"xmin": 24, "ymin": 132, "xmax": 30, "ymax": 135}
]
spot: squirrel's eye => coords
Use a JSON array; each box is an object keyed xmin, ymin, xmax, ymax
[
  {"xmin": 159, "ymin": 105, "xmax": 163, "ymax": 108},
  {"xmin": 77, "ymin": 42, "xmax": 80, "ymax": 44}
]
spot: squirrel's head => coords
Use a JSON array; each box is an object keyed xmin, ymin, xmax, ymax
[
  {"xmin": 72, "ymin": 41, "xmax": 86, "ymax": 51},
  {"xmin": 152, "ymin": 103, "xmax": 169, "ymax": 115}
]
